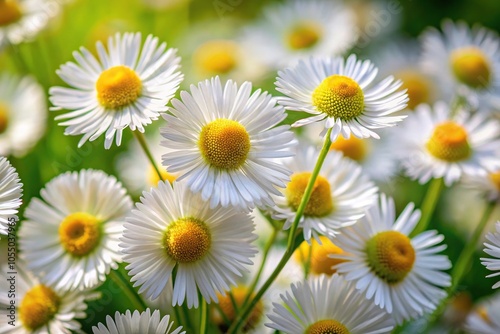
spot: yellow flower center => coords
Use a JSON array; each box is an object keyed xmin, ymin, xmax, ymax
[
  {"xmin": 312, "ymin": 75, "xmax": 365, "ymax": 120},
  {"xmin": 366, "ymin": 230, "xmax": 415, "ymax": 284},
  {"xmin": 213, "ymin": 286, "xmax": 263, "ymax": 332},
  {"xmin": 294, "ymin": 236, "xmax": 345, "ymax": 275},
  {"xmin": 477, "ymin": 306, "xmax": 491, "ymax": 324},
  {"xmin": 59, "ymin": 212, "xmax": 101, "ymax": 257},
  {"xmin": 306, "ymin": 319, "xmax": 350, "ymax": 334},
  {"xmin": 396, "ymin": 70, "xmax": 432, "ymax": 110},
  {"xmin": 329, "ymin": 136, "xmax": 367, "ymax": 162},
  {"xmin": 19, "ymin": 285, "xmax": 61, "ymax": 331},
  {"xmin": 285, "ymin": 172, "xmax": 333, "ymax": 217},
  {"xmin": 193, "ymin": 40, "xmax": 238, "ymax": 74},
  {"xmin": 96, "ymin": 65, "xmax": 142, "ymax": 109},
  {"xmin": 198, "ymin": 119, "xmax": 251, "ymax": 170},
  {"xmin": 426, "ymin": 121, "xmax": 471, "ymax": 162},
  {"xmin": 163, "ymin": 217, "xmax": 211, "ymax": 263},
  {"xmin": 489, "ymin": 171, "xmax": 500, "ymax": 191},
  {"xmin": 287, "ymin": 21, "xmax": 321, "ymax": 50},
  {"xmin": 0, "ymin": 102, "xmax": 10, "ymax": 134},
  {"xmin": 147, "ymin": 165, "xmax": 177, "ymax": 186},
  {"xmin": 450, "ymin": 47, "xmax": 491, "ymax": 89},
  {"xmin": 0, "ymin": 0, "xmax": 22, "ymax": 27}
]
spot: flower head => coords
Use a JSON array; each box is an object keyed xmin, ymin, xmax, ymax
[
  {"xmin": 0, "ymin": 157, "xmax": 22, "ymax": 235},
  {"xmin": 482, "ymin": 221, "xmax": 500, "ymax": 289},
  {"xmin": 50, "ymin": 32, "xmax": 183, "ymax": 149},
  {"xmin": 19, "ymin": 169, "xmax": 132, "ymax": 291},
  {"xmin": 161, "ymin": 77, "xmax": 295, "ymax": 211},
  {"xmin": 276, "ymin": 55, "xmax": 408, "ymax": 142},
  {"xmin": 120, "ymin": 180, "xmax": 257, "ymax": 308}
]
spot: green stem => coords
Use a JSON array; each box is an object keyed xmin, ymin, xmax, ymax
[
  {"xmin": 411, "ymin": 178, "xmax": 444, "ymax": 237},
  {"xmin": 200, "ymin": 298, "xmax": 208, "ymax": 334},
  {"xmin": 108, "ymin": 269, "xmax": 147, "ymax": 312},
  {"xmin": 228, "ymin": 291, "xmax": 239, "ymax": 316},
  {"xmin": 287, "ymin": 128, "xmax": 332, "ymax": 248},
  {"xmin": 424, "ymin": 200, "xmax": 496, "ymax": 331},
  {"xmin": 241, "ymin": 226, "xmax": 279, "ymax": 309},
  {"xmin": 132, "ymin": 130, "xmax": 165, "ymax": 182}
]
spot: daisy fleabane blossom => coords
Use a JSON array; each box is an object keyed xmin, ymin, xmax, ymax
[
  {"xmin": 92, "ymin": 309, "xmax": 185, "ymax": 334},
  {"xmin": 266, "ymin": 274, "xmax": 394, "ymax": 334},
  {"xmin": 482, "ymin": 221, "xmax": 500, "ymax": 289},
  {"xmin": 19, "ymin": 169, "xmax": 132, "ymax": 291},
  {"xmin": 242, "ymin": 0, "xmax": 357, "ymax": 69},
  {"xmin": 49, "ymin": 32, "xmax": 183, "ymax": 149},
  {"xmin": 276, "ymin": 54, "xmax": 408, "ymax": 142},
  {"xmin": 421, "ymin": 20, "xmax": 500, "ymax": 110},
  {"xmin": 333, "ymin": 194, "xmax": 452, "ymax": 324},
  {"xmin": 462, "ymin": 169, "xmax": 500, "ymax": 203},
  {"xmin": 161, "ymin": 76, "xmax": 295, "ymax": 211},
  {"xmin": 465, "ymin": 293, "xmax": 500, "ymax": 334},
  {"xmin": 0, "ymin": 156, "xmax": 22, "ymax": 235},
  {"xmin": 396, "ymin": 101, "xmax": 500, "ymax": 186},
  {"xmin": 0, "ymin": 260, "xmax": 95, "ymax": 334},
  {"xmin": 272, "ymin": 144, "xmax": 378, "ymax": 242},
  {"xmin": 120, "ymin": 180, "xmax": 257, "ymax": 308}
]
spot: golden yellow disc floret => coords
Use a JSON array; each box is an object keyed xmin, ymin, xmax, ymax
[
  {"xmin": 59, "ymin": 212, "xmax": 101, "ymax": 257},
  {"xmin": 96, "ymin": 65, "xmax": 142, "ymax": 109},
  {"xmin": 426, "ymin": 121, "xmax": 471, "ymax": 162},
  {"xmin": 306, "ymin": 319, "xmax": 350, "ymax": 334},
  {"xmin": 163, "ymin": 217, "xmax": 211, "ymax": 263},
  {"xmin": 294, "ymin": 236, "xmax": 345, "ymax": 275},
  {"xmin": 198, "ymin": 118, "xmax": 251, "ymax": 170},
  {"xmin": 450, "ymin": 47, "xmax": 491, "ymax": 89},
  {"xmin": 19, "ymin": 285, "xmax": 61, "ymax": 330},
  {"xmin": 287, "ymin": 21, "xmax": 321, "ymax": 50},
  {"xmin": 285, "ymin": 172, "xmax": 333, "ymax": 217},
  {"xmin": 0, "ymin": 102, "xmax": 10, "ymax": 134},
  {"xmin": 329, "ymin": 135, "xmax": 367, "ymax": 162},
  {"xmin": 0, "ymin": 0, "xmax": 22, "ymax": 27},
  {"xmin": 312, "ymin": 75, "xmax": 365, "ymax": 120},
  {"xmin": 366, "ymin": 230, "xmax": 415, "ymax": 284},
  {"xmin": 396, "ymin": 70, "xmax": 433, "ymax": 110},
  {"xmin": 194, "ymin": 40, "xmax": 238, "ymax": 74}
]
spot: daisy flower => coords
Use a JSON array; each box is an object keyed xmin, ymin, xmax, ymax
[
  {"xmin": 0, "ymin": 156, "xmax": 22, "ymax": 235},
  {"xmin": 482, "ymin": 221, "xmax": 500, "ymax": 289},
  {"xmin": 92, "ymin": 309, "xmax": 184, "ymax": 334},
  {"xmin": 19, "ymin": 169, "xmax": 132, "ymax": 291},
  {"xmin": 0, "ymin": 74, "xmax": 47, "ymax": 157},
  {"xmin": 303, "ymin": 122, "xmax": 399, "ymax": 183},
  {"xmin": 120, "ymin": 180, "xmax": 257, "ymax": 308},
  {"xmin": 465, "ymin": 293, "xmax": 500, "ymax": 334},
  {"xmin": 272, "ymin": 145, "xmax": 378, "ymax": 242},
  {"xmin": 462, "ymin": 169, "xmax": 500, "ymax": 203},
  {"xmin": 242, "ymin": 0, "xmax": 357, "ymax": 69},
  {"xmin": 115, "ymin": 132, "xmax": 178, "ymax": 195},
  {"xmin": 333, "ymin": 194, "xmax": 452, "ymax": 324},
  {"xmin": 276, "ymin": 54, "xmax": 408, "ymax": 142},
  {"xmin": 375, "ymin": 40, "xmax": 441, "ymax": 110},
  {"xmin": 266, "ymin": 274, "xmax": 394, "ymax": 334},
  {"xmin": 0, "ymin": 0, "xmax": 60, "ymax": 48},
  {"xmin": 49, "ymin": 32, "xmax": 183, "ymax": 149},
  {"xmin": 161, "ymin": 77, "xmax": 295, "ymax": 210},
  {"xmin": 0, "ymin": 260, "xmax": 95, "ymax": 334},
  {"xmin": 396, "ymin": 101, "xmax": 500, "ymax": 186},
  {"xmin": 421, "ymin": 20, "xmax": 500, "ymax": 110}
]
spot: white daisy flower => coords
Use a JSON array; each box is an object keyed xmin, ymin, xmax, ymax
[
  {"xmin": 0, "ymin": 156, "xmax": 22, "ymax": 235},
  {"xmin": 92, "ymin": 309, "xmax": 184, "ymax": 334},
  {"xmin": 276, "ymin": 55, "xmax": 408, "ymax": 142},
  {"xmin": 272, "ymin": 145, "xmax": 378, "ymax": 242},
  {"xmin": 242, "ymin": 0, "xmax": 357, "ymax": 69},
  {"xmin": 19, "ymin": 169, "xmax": 132, "ymax": 291},
  {"xmin": 161, "ymin": 77, "xmax": 295, "ymax": 211},
  {"xmin": 465, "ymin": 293, "xmax": 500, "ymax": 334},
  {"xmin": 333, "ymin": 194, "xmax": 452, "ymax": 324},
  {"xmin": 396, "ymin": 101, "xmax": 500, "ymax": 186},
  {"xmin": 0, "ymin": 0, "xmax": 60, "ymax": 48},
  {"xmin": 115, "ymin": 132, "xmax": 178, "ymax": 195},
  {"xmin": 462, "ymin": 169, "xmax": 500, "ymax": 203},
  {"xmin": 0, "ymin": 260, "xmax": 95, "ymax": 334},
  {"xmin": 49, "ymin": 32, "xmax": 183, "ymax": 149},
  {"xmin": 482, "ymin": 221, "xmax": 500, "ymax": 289},
  {"xmin": 421, "ymin": 20, "xmax": 500, "ymax": 110},
  {"xmin": 120, "ymin": 180, "xmax": 257, "ymax": 308},
  {"xmin": 266, "ymin": 274, "xmax": 394, "ymax": 334},
  {"xmin": 374, "ymin": 40, "xmax": 441, "ymax": 110},
  {"xmin": 302, "ymin": 122, "xmax": 399, "ymax": 183},
  {"xmin": 0, "ymin": 74, "xmax": 47, "ymax": 157}
]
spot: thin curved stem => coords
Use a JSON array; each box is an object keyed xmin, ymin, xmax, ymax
[
  {"xmin": 108, "ymin": 269, "xmax": 147, "ymax": 312},
  {"xmin": 132, "ymin": 130, "xmax": 165, "ymax": 182},
  {"xmin": 411, "ymin": 178, "xmax": 444, "ymax": 237}
]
